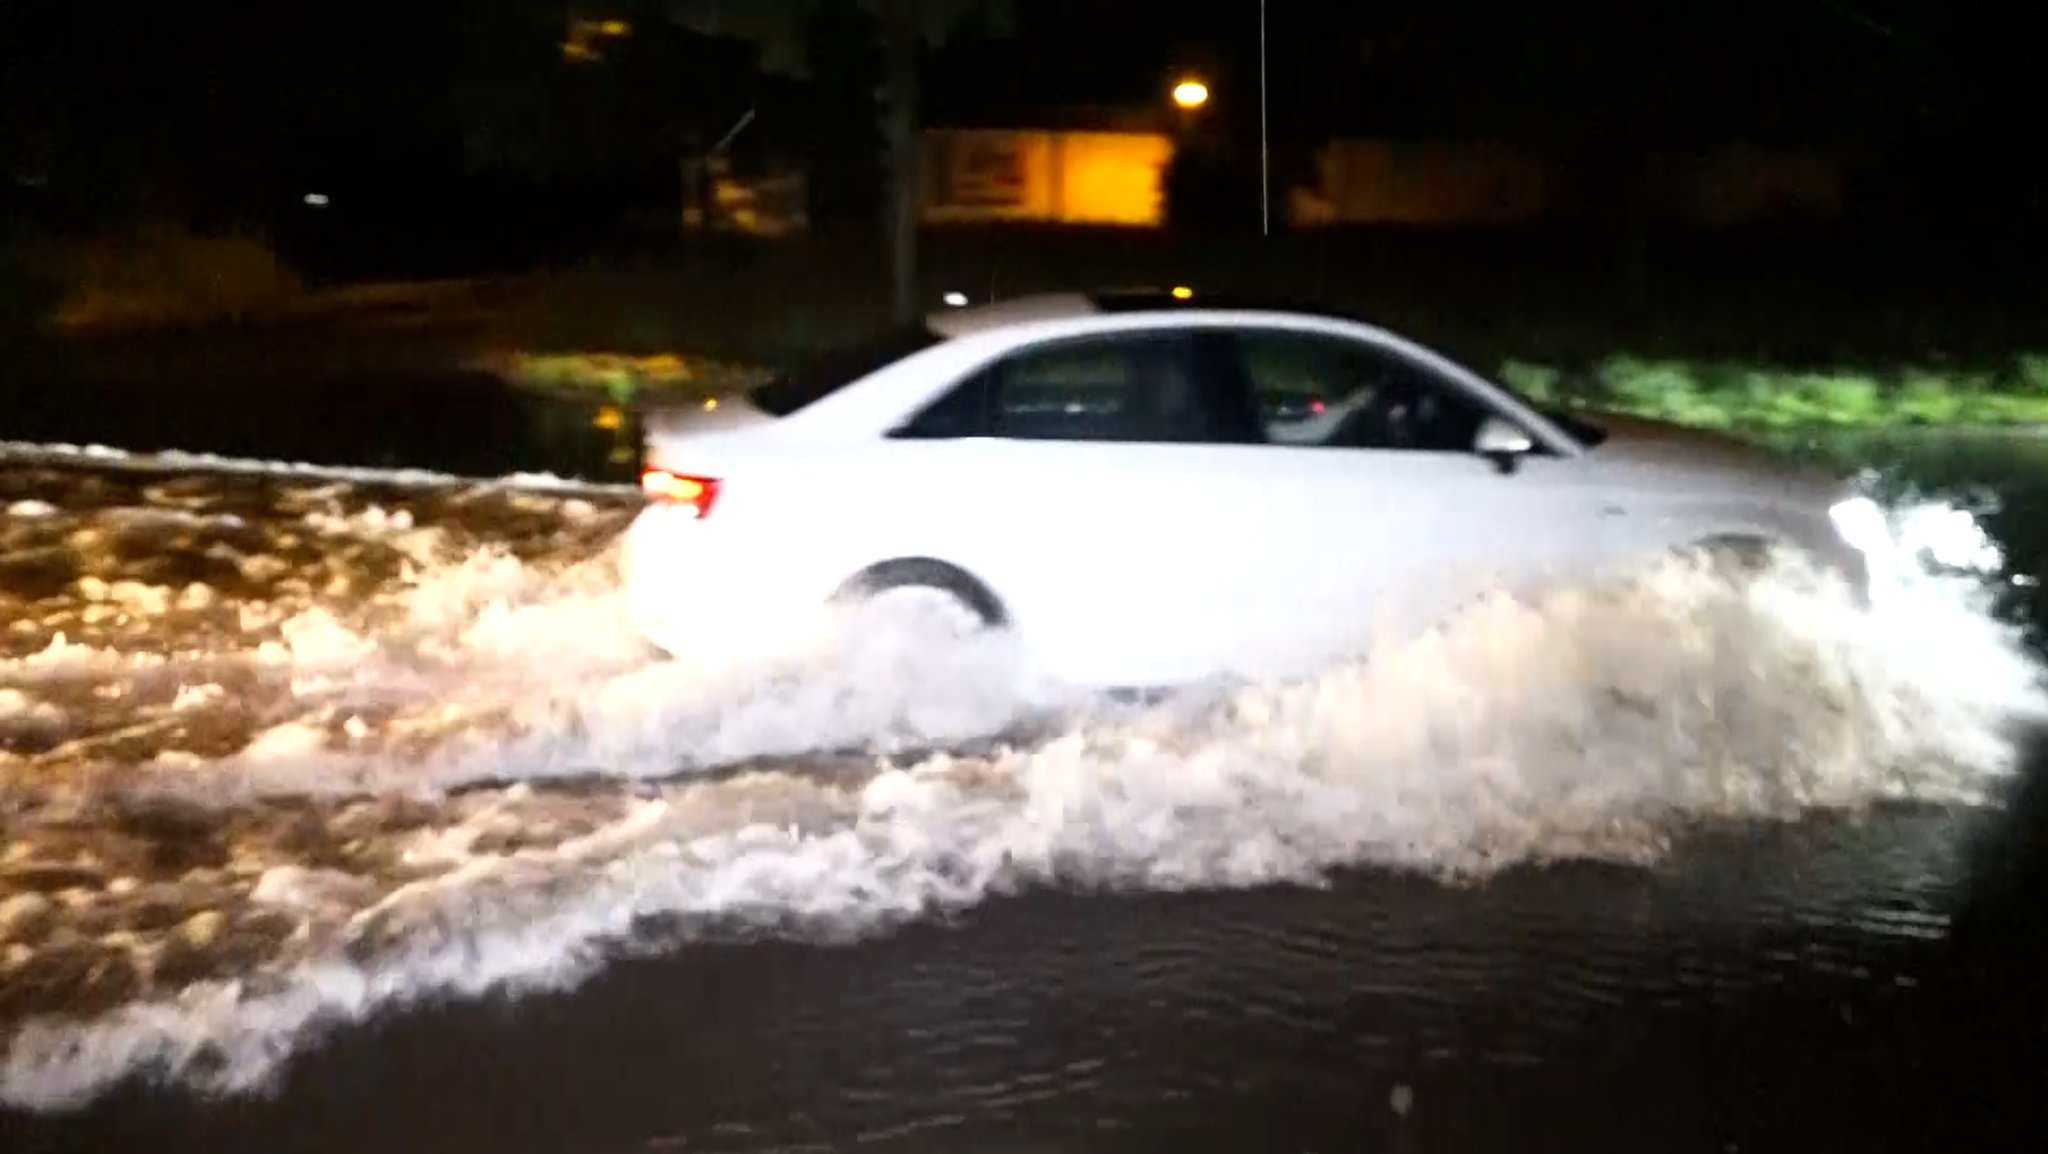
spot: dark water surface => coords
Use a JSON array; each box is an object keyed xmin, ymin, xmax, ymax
[
  {"xmin": 1, "ymin": 417, "xmax": 2046, "ymax": 1153},
  {"xmin": 3, "ymin": 344, "xmax": 639, "ymax": 484}
]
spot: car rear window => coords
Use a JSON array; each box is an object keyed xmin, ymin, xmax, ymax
[{"xmin": 747, "ymin": 323, "xmax": 947, "ymax": 417}]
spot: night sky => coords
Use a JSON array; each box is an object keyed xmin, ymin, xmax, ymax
[
  {"xmin": 3, "ymin": 0, "xmax": 2042, "ymax": 233},
  {"xmin": 8, "ymin": 2, "xmax": 2037, "ymax": 148}
]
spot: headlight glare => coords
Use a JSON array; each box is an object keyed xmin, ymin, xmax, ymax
[{"xmin": 1829, "ymin": 495, "xmax": 1890, "ymax": 554}]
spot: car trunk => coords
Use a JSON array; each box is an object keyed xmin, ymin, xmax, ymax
[{"xmin": 642, "ymin": 391, "xmax": 778, "ymax": 441}]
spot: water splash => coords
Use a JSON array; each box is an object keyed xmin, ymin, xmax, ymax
[{"xmin": 0, "ymin": 479, "xmax": 2041, "ymax": 1112}]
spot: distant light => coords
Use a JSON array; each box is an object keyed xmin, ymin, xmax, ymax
[
  {"xmin": 597, "ymin": 19, "xmax": 630, "ymax": 36},
  {"xmin": 1172, "ymin": 79, "xmax": 1209, "ymax": 109},
  {"xmin": 303, "ymin": 193, "xmax": 329, "ymax": 207},
  {"xmin": 1170, "ymin": 285, "xmax": 1193, "ymax": 300},
  {"xmin": 942, "ymin": 291, "xmax": 969, "ymax": 307},
  {"xmin": 703, "ymin": 396, "xmax": 720, "ymax": 410}
]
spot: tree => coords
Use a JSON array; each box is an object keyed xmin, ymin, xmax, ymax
[
  {"xmin": 451, "ymin": 1, "xmax": 763, "ymax": 192},
  {"xmin": 800, "ymin": 0, "xmax": 885, "ymax": 225},
  {"xmin": 882, "ymin": 0, "xmax": 919, "ymax": 321}
]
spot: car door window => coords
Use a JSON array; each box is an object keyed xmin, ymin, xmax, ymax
[
  {"xmin": 896, "ymin": 332, "xmax": 1265, "ymax": 444},
  {"xmin": 996, "ymin": 340, "xmax": 1133, "ymax": 440},
  {"xmin": 1231, "ymin": 329, "xmax": 1502, "ymax": 453}
]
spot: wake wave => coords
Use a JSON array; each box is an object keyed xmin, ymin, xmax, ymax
[{"xmin": 0, "ymin": 481, "xmax": 2041, "ymax": 1111}]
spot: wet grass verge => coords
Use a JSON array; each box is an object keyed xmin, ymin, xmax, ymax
[
  {"xmin": 1502, "ymin": 354, "xmax": 2048, "ymax": 432},
  {"xmin": 493, "ymin": 348, "xmax": 2048, "ymax": 434}
]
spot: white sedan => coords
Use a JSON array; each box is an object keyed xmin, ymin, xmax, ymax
[{"xmin": 623, "ymin": 291, "xmax": 1883, "ymax": 689}]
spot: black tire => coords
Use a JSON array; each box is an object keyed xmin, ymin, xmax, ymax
[{"xmin": 829, "ymin": 557, "xmax": 1008, "ymax": 629}]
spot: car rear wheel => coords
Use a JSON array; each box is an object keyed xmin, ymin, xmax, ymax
[
  {"xmin": 829, "ymin": 558, "xmax": 1008, "ymax": 633},
  {"xmin": 821, "ymin": 561, "xmax": 1034, "ymax": 718}
]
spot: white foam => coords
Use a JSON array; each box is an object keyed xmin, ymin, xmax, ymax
[
  {"xmin": 169, "ymin": 684, "xmax": 226, "ymax": 712},
  {"xmin": 0, "ymin": 688, "xmax": 65, "ymax": 725},
  {"xmin": 1, "ymin": 497, "xmax": 2042, "ymax": 1111},
  {"xmin": 0, "ymin": 441, "xmax": 633, "ymax": 496},
  {"xmin": 203, "ymin": 571, "xmax": 1044, "ymax": 799}
]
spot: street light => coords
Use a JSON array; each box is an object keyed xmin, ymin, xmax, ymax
[{"xmin": 1169, "ymin": 2, "xmax": 1267, "ymax": 235}]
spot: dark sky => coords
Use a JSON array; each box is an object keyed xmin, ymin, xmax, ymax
[
  {"xmin": 667, "ymin": 0, "xmax": 997, "ymax": 72},
  {"xmin": 4, "ymin": 0, "xmax": 2039, "ymax": 190},
  {"xmin": 913, "ymin": 0, "xmax": 2020, "ymax": 142}
]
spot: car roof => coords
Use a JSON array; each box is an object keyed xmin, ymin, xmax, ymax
[
  {"xmin": 923, "ymin": 289, "xmax": 1361, "ymax": 338},
  {"xmin": 923, "ymin": 291, "xmax": 1097, "ymax": 337}
]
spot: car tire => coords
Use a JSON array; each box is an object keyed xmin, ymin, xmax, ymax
[{"xmin": 829, "ymin": 557, "xmax": 1009, "ymax": 631}]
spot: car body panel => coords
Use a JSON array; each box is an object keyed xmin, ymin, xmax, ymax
[{"xmin": 626, "ymin": 295, "xmax": 1871, "ymax": 689}]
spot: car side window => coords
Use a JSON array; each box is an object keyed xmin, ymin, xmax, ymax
[
  {"xmin": 994, "ymin": 340, "xmax": 1133, "ymax": 440},
  {"xmin": 1231, "ymin": 329, "xmax": 1502, "ymax": 454},
  {"xmin": 895, "ymin": 333, "xmax": 1265, "ymax": 445},
  {"xmin": 892, "ymin": 365, "xmax": 988, "ymax": 438}
]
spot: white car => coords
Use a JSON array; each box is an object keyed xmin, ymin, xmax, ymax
[{"xmin": 623, "ymin": 290, "xmax": 1882, "ymax": 690}]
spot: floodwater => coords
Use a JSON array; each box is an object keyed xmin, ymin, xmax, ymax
[{"xmin": 0, "ymin": 419, "xmax": 2046, "ymax": 1154}]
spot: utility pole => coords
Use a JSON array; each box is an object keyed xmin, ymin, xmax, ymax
[
  {"xmin": 1260, "ymin": 0, "xmax": 1269, "ymax": 236},
  {"xmin": 883, "ymin": 0, "xmax": 919, "ymax": 322}
]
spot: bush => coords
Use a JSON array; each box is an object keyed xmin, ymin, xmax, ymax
[
  {"xmin": 34, "ymin": 227, "xmax": 303, "ymax": 333},
  {"xmin": 485, "ymin": 350, "xmax": 767, "ymax": 403}
]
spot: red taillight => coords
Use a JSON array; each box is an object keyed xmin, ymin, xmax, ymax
[
  {"xmin": 640, "ymin": 468, "xmax": 721, "ymax": 518},
  {"xmin": 1309, "ymin": 397, "xmax": 1326, "ymax": 414}
]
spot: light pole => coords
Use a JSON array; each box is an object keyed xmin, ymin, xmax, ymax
[
  {"xmin": 1259, "ymin": 0, "xmax": 1268, "ymax": 235},
  {"xmin": 883, "ymin": 0, "xmax": 918, "ymax": 324},
  {"xmin": 1173, "ymin": 3, "xmax": 1268, "ymax": 236}
]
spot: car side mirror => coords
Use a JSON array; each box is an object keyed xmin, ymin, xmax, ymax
[{"xmin": 1474, "ymin": 415, "xmax": 1535, "ymax": 472}]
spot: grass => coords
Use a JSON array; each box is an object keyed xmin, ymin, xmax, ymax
[
  {"xmin": 28, "ymin": 230, "xmax": 303, "ymax": 333},
  {"xmin": 479, "ymin": 350, "xmax": 768, "ymax": 405},
  {"xmin": 23, "ymin": 222, "xmax": 2048, "ymax": 437},
  {"xmin": 459, "ymin": 229, "xmax": 2048, "ymax": 432},
  {"xmin": 12, "ymin": 227, "xmax": 505, "ymax": 340},
  {"xmin": 1502, "ymin": 354, "xmax": 2048, "ymax": 431},
  {"xmin": 493, "ymin": 346, "xmax": 2048, "ymax": 433}
]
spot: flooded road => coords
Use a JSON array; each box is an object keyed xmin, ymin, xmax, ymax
[{"xmin": 0, "ymin": 429, "xmax": 2044, "ymax": 1153}]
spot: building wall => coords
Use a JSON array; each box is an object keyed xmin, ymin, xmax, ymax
[
  {"xmin": 921, "ymin": 129, "xmax": 1173, "ymax": 226},
  {"xmin": 918, "ymin": 129, "xmax": 1841, "ymax": 230},
  {"xmin": 1290, "ymin": 141, "xmax": 1551, "ymax": 227},
  {"xmin": 1658, "ymin": 146, "xmax": 1844, "ymax": 226}
]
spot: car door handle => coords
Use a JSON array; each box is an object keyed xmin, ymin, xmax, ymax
[{"xmin": 1600, "ymin": 504, "xmax": 1627, "ymax": 518}]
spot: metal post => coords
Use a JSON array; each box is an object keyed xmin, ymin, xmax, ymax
[
  {"xmin": 1259, "ymin": 0, "xmax": 1269, "ymax": 236},
  {"xmin": 885, "ymin": 0, "xmax": 919, "ymax": 323}
]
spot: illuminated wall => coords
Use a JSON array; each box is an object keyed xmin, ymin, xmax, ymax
[
  {"xmin": 919, "ymin": 132, "xmax": 1838, "ymax": 231},
  {"xmin": 921, "ymin": 130, "xmax": 1174, "ymax": 227}
]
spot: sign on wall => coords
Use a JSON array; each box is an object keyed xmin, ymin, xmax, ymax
[{"xmin": 928, "ymin": 133, "xmax": 1031, "ymax": 210}]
